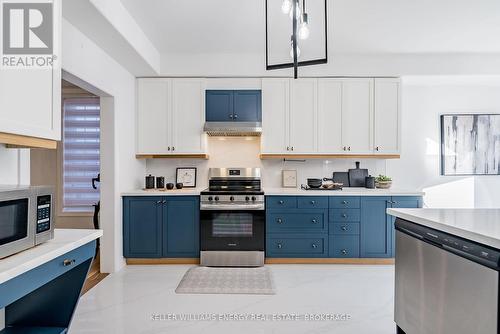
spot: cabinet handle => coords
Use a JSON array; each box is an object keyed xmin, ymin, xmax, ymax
[
  {"xmin": 342, "ymin": 200, "xmax": 348, "ymax": 205},
  {"xmin": 341, "ymin": 225, "xmax": 348, "ymax": 231},
  {"xmin": 229, "ymin": 114, "xmax": 233, "ymax": 119},
  {"xmin": 312, "ymin": 243, "xmax": 318, "ymax": 249},
  {"xmin": 172, "ymin": 147, "xmax": 175, "ymax": 151},
  {"xmin": 63, "ymin": 259, "xmax": 76, "ymax": 267},
  {"xmin": 341, "ymin": 249, "xmax": 348, "ymax": 255},
  {"xmin": 168, "ymin": 146, "xmax": 171, "ymax": 151},
  {"xmin": 162, "ymin": 200, "xmax": 166, "ymax": 204},
  {"xmin": 291, "ymin": 146, "xmax": 294, "ymax": 151},
  {"xmin": 341, "ymin": 213, "xmax": 347, "ymax": 218},
  {"xmin": 376, "ymin": 146, "xmax": 380, "ymax": 151},
  {"xmin": 311, "ymin": 219, "xmax": 317, "ymax": 224},
  {"xmin": 286, "ymin": 146, "xmax": 289, "ymax": 151},
  {"xmin": 234, "ymin": 114, "xmax": 238, "ymax": 119},
  {"xmin": 278, "ymin": 200, "xmax": 284, "ymax": 205},
  {"xmin": 310, "ymin": 200, "xmax": 315, "ymax": 205},
  {"xmin": 157, "ymin": 200, "xmax": 162, "ymax": 204},
  {"xmin": 277, "ymin": 243, "xmax": 283, "ymax": 249},
  {"xmin": 276, "ymin": 218, "xmax": 283, "ymax": 224},
  {"xmin": 343, "ymin": 146, "xmax": 346, "ymax": 151},
  {"xmin": 348, "ymin": 146, "xmax": 351, "ymax": 151}
]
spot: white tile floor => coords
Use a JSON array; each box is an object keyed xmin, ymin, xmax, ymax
[{"xmin": 70, "ymin": 265, "xmax": 396, "ymax": 334}]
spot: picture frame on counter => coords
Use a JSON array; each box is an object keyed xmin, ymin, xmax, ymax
[
  {"xmin": 282, "ymin": 169, "xmax": 298, "ymax": 188},
  {"xmin": 176, "ymin": 167, "xmax": 197, "ymax": 188}
]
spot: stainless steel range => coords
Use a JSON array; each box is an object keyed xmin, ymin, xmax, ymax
[{"xmin": 200, "ymin": 168, "xmax": 265, "ymax": 267}]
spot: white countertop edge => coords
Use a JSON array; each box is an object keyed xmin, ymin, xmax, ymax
[
  {"xmin": 0, "ymin": 229, "xmax": 103, "ymax": 285},
  {"xmin": 122, "ymin": 188, "xmax": 424, "ymax": 197},
  {"xmin": 387, "ymin": 208, "xmax": 500, "ymax": 249}
]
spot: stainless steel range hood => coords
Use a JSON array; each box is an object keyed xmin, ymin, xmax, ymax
[{"xmin": 203, "ymin": 122, "xmax": 262, "ymax": 137}]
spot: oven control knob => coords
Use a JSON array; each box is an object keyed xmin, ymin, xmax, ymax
[
  {"xmin": 245, "ymin": 196, "xmax": 250, "ymax": 202},
  {"xmin": 230, "ymin": 196, "xmax": 235, "ymax": 202},
  {"xmin": 208, "ymin": 196, "xmax": 213, "ymax": 201},
  {"xmin": 251, "ymin": 196, "xmax": 257, "ymax": 202},
  {"xmin": 214, "ymin": 196, "xmax": 219, "ymax": 201}
]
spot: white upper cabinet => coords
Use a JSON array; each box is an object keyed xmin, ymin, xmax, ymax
[
  {"xmin": 317, "ymin": 79, "xmax": 342, "ymax": 153},
  {"xmin": 261, "ymin": 78, "xmax": 289, "ymax": 154},
  {"xmin": 136, "ymin": 78, "xmax": 206, "ymax": 155},
  {"xmin": 341, "ymin": 79, "xmax": 374, "ymax": 154},
  {"xmin": 373, "ymin": 78, "xmax": 401, "ymax": 154},
  {"xmin": 137, "ymin": 78, "xmax": 171, "ymax": 154},
  {"xmin": 289, "ymin": 79, "xmax": 317, "ymax": 153},
  {"xmin": 171, "ymin": 79, "xmax": 206, "ymax": 153},
  {"xmin": 0, "ymin": 0, "xmax": 61, "ymax": 141}
]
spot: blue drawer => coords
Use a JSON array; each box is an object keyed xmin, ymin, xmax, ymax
[
  {"xmin": 266, "ymin": 196, "xmax": 297, "ymax": 209},
  {"xmin": 330, "ymin": 222, "xmax": 360, "ymax": 235},
  {"xmin": 329, "ymin": 235, "xmax": 360, "ymax": 258},
  {"xmin": 330, "ymin": 208, "xmax": 361, "ymax": 222},
  {"xmin": 266, "ymin": 234, "xmax": 328, "ymax": 258},
  {"xmin": 329, "ymin": 196, "xmax": 360, "ymax": 209},
  {"xmin": 297, "ymin": 196, "xmax": 328, "ymax": 209},
  {"xmin": 267, "ymin": 211, "xmax": 327, "ymax": 233}
]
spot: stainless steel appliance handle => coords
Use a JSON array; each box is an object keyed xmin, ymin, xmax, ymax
[{"xmin": 200, "ymin": 203, "xmax": 265, "ymax": 211}]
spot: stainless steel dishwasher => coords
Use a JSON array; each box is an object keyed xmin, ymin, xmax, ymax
[{"xmin": 395, "ymin": 218, "xmax": 500, "ymax": 334}]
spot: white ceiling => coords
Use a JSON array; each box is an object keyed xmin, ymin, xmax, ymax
[{"xmin": 121, "ymin": 0, "xmax": 500, "ymax": 55}]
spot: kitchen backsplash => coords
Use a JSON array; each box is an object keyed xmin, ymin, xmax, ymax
[{"xmin": 145, "ymin": 137, "xmax": 388, "ymax": 189}]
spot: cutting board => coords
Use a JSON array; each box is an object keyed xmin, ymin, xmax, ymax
[
  {"xmin": 348, "ymin": 162, "xmax": 368, "ymax": 187},
  {"xmin": 332, "ymin": 172, "xmax": 350, "ymax": 187}
]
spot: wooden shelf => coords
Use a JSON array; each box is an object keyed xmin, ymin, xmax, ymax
[
  {"xmin": 260, "ymin": 153, "xmax": 400, "ymax": 159},
  {"xmin": 136, "ymin": 154, "xmax": 209, "ymax": 159},
  {"xmin": 0, "ymin": 132, "xmax": 57, "ymax": 149}
]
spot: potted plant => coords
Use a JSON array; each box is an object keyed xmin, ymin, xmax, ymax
[{"xmin": 375, "ymin": 175, "xmax": 392, "ymax": 189}]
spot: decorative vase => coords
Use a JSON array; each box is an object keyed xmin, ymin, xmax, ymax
[{"xmin": 375, "ymin": 181, "xmax": 392, "ymax": 189}]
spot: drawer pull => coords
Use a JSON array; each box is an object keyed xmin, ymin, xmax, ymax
[
  {"xmin": 276, "ymin": 218, "xmax": 283, "ymax": 224},
  {"xmin": 156, "ymin": 200, "xmax": 162, "ymax": 204},
  {"xmin": 310, "ymin": 200, "xmax": 316, "ymax": 205},
  {"xmin": 341, "ymin": 225, "xmax": 348, "ymax": 231},
  {"xmin": 278, "ymin": 200, "xmax": 284, "ymax": 205},
  {"xmin": 311, "ymin": 219, "xmax": 318, "ymax": 224},
  {"xmin": 63, "ymin": 259, "xmax": 76, "ymax": 267},
  {"xmin": 312, "ymin": 243, "xmax": 318, "ymax": 249},
  {"xmin": 341, "ymin": 213, "xmax": 348, "ymax": 218},
  {"xmin": 342, "ymin": 200, "xmax": 348, "ymax": 205},
  {"xmin": 341, "ymin": 249, "xmax": 348, "ymax": 255},
  {"xmin": 277, "ymin": 243, "xmax": 283, "ymax": 249}
]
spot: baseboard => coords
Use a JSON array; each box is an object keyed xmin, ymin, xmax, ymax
[{"xmin": 125, "ymin": 258, "xmax": 394, "ymax": 265}]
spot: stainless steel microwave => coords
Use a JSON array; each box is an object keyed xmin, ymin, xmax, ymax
[{"xmin": 0, "ymin": 185, "xmax": 55, "ymax": 259}]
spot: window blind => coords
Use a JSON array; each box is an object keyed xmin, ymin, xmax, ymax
[{"xmin": 62, "ymin": 98, "xmax": 100, "ymax": 212}]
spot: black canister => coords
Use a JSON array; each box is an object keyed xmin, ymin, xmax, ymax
[
  {"xmin": 365, "ymin": 175, "xmax": 376, "ymax": 189},
  {"xmin": 166, "ymin": 183, "xmax": 174, "ymax": 190},
  {"xmin": 156, "ymin": 176, "xmax": 165, "ymax": 189},
  {"xmin": 175, "ymin": 183, "xmax": 183, "ymax": 189},
  {"xmin": 145, "ymin": 174, "xmax": 155, "ymax": 189}
]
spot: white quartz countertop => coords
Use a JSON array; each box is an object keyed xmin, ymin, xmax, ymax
[
  {"xmin": 264, "ymin": 187, "xmax": 424, "ymax": 196},
  {"xmin": 122, "ymin": 188, "xmax": 205, "ymax": 196},
  {"xmin": 0, "ymin": 229, "xmax": 102, "ymax": 285},
  {"xmin": 122, "ymin": 187, "xmax": 423, "ymax": 197},
  {"xmin": 387, "ymin": 208, "xmax": 500, "ymax": 249}
]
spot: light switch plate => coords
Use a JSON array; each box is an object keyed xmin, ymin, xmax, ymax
[{"xmin": 282, "ymin": 170, "xmax": 297, "ymax": 188}]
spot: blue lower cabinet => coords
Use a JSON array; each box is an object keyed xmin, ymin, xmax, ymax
[
  {"xmin": 266, "ymin": 196, "xmax": 297, "ymax": 209},
  {"xmin": 389, "ymin": 196, "xmax": 423, "ymax": 256},
  {"xmin": 329, "ymin": 235, "xmax": 360, "ymax": 258},
  {"xmin": 123, "ymin": 196, "xmax": 199, "ymax": 258},
  {"xmin": 267, "ymin": 210, "xmax": 328, "ymax": 233},
  {"xmin": 330, "ymin": 208, "xmax": 361, "ymax": 222},
  {"xmin": 266, "ymin": 234, "xmax": 328, "ymax": 258},
  {"xmin": 163, "ymin": 197, "xmax": 199, "ymax": 257},
  {"xmin": 329, "ymin": 196, "xmax": 360, "ymax": 209},
  {"xmin": 330, "ymin": 222, "xmax": 360, "ymax": 235},
  {"xmin": 123, "ymin": 197, "xmax": 163, "ymax": 258},
  {"xmin": 360, "ymin": 197, "xmax": 392, "ymax": 258}
]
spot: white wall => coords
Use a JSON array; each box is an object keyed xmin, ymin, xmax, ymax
[
  {"xmin": 387, "ymin": 77, "xmax": 500, "ymax": 208},
  {"xmin": 0, "ymin": 146, "xmax": 30, "ymax": 185},
  {"xmin": 62, "ymin": 19, "xmax": 146, "ymax": 273}
]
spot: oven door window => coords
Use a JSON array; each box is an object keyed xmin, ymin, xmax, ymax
[
  {"xmin": 212, "ymin": 213, "xmax": 253, "ymax": 238},
  {"xmin": 0, "ymin": 198, "xmax": 29, "ymax": 246}
]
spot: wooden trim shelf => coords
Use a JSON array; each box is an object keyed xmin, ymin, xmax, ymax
[
  {"xmin": 1, "ymin": 132, "xmax": 57, "ymax": 149},
  {"xmin": 260, "ymin": 154, "xmax": 400, "ymax": 159},
  {"xmin": 125, "ymin": 258, "xmax": 394, "ymax": 265},
  {"xmin": 136, "ymin": 154, "xmax": 209, "ymax": 159}
]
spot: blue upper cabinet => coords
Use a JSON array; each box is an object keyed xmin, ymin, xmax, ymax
[
  {"xmin": 163, "ymin": 196, "xmax": 199, "ymax": 258},
  {"xmin": 360, "ymin": 197, "xmax": 392, "ymax": 258},
  {"xmin": 123, "ymin": 197, "xmax": 163, "ymax": 258},
  {"xmin": 206, "ymin": 90, "xmax": 234, "ymax": 121},
  {"xmin": 233, "ymin": 90, "xmax": 262, "ymax": 122},
  {"xmin": 206, "ymin": 90, "xmax": 261, "ymax": 122}
]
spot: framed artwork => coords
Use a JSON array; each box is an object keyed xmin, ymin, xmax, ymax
[
  {"xmin": 282, "ymin": 170, "xmax": 298, "ymax": 188},
  {"xmin": 441, "ymin": 114, "xmax": 500, "ymax": 175},
  {"xmin": 176, "ymin": 167, "xmax": 197, "ymax": 187},
  {"xmin": 265, "ymin": 0, "xmax": 327, "ymax": 70}
]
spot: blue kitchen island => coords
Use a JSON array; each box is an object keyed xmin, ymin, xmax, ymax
[{"xmin": 0, "ymin": 229, "xmax": 102, "ymax": 334}]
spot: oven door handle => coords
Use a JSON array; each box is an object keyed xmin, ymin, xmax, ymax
[{"xmin": 200, "ymin": 204, "xmax": 265, "ymax": 211}]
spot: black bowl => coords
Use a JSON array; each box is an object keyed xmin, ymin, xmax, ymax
[{"xmin": 307, "ymin": 178, "xmax": 323, "ymax": 188}]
